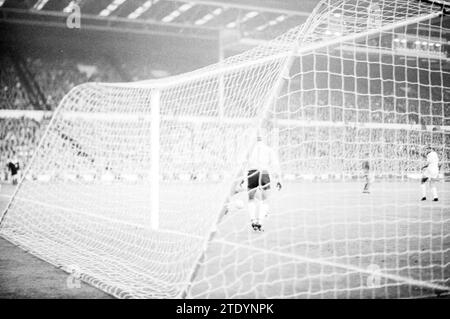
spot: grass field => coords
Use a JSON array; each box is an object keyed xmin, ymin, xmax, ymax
[
  {"xmin": 190, "ymin": 180, "xmax": 450, "ymax": 298},
  {"xmin": 0, "ymin": 185, "xmax": 111, "ymax": 298},
  {"xmin": 0, "ymin": 180, "xmax": 449, "ymax": 299}
]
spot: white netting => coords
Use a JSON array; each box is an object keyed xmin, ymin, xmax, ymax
[{"xmin": 1, "ymin": 0, "xmax": 449, "ymax": 298}]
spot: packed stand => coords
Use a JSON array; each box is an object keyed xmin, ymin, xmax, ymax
[
  {"xmin": 0, "ymin": 53, "xmax": 122, "ymax": 182},
  {"xmin": 26, "ymin": 56, "xmax": 122, "ymax": 110},
  {"xmin": 0, "ymin": 56, "xmax": 30, "ymax": 110}
]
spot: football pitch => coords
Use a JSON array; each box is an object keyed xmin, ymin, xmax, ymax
[
  {"xmin": 0, "ymin": 181, "xmax": 449, "ymax": 299},
  {"xmin": 191, "ymin": 180, "xmax": 450, "ymax": 298}
]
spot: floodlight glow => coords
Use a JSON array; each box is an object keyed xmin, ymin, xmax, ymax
[
  {"xmin": 203, "ymin": 13, "xmax": 214, "ymax": 20},
  {"xmin": 99, "ymin": 9, "xmax": 110, "ymax": 16},
  {"xmin": 256, "ymin": 24, "xmax": 267, "ymax": 31},
  {"xmin": 63, "ymin": 1, "xmax": 77, "ymax": 13},
  {"xmin": 212, "ymin": 8, "xmax": 223, "ymax": 15},
  {"xmin": 255, "ymin": 15, "xmax": 286, "ymax": 32},
  {"xmin": 226, "ymin": 21, "xmax": 237, "ymax": 28},
  {"xmin": 178, "ymin": 3, "xmax": 193, "ymax": 12},
  {"xmin": 194, "ymin": 7, "xmax": 224, "ymax": 25},
  {"xmin": 162, "ymin": 11, "xmax": 181, "ymax": 23},
  {"xmin": 162, "ymin": 15, "xmax": 174, "ymax": 22},
  {"xmin": 161, "ymin": 2, "xmax": 193, "ymax": 23},
  {"xmin": 143, "ymin": 1, "xmax": 152, "ymax": 8},
  {"xmin": 195, "ymin": 19, "xmax": 206, "ymax": 25},
  {"xmin": 98, "ymin": 0, "xmax": 128, "ymax": 17},
  {"xmin": 128, "ymin": 0, "xmax": 159, "ymax": 19},
  {"xmin": 33, "ymin": 0, "xmax": 50, "ymax": 11},
  {"xmin": 245, "ymin": 11, "xmax": 259, "ymax": 19}
]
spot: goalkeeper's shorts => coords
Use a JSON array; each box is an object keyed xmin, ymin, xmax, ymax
[
  {"xmin": 423, "ymin": 167, "xmax": 439, "ymax": 179},
  {"xmin": 247, "ymin": 170, "xmax": 270, "ymax": 191}
]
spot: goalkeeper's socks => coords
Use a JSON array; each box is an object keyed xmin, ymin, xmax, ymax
[
  {"xmin": 248, "ymin": 201, "xmax": 256, "ymax": 221},
  {"xmin": 433, "ymin": 198, "xmax": 439, "ymax": 202},
  {"xmin": 421, "ymin": 184, "xmax": 427, "ymax": 198},
  {"xmin": 421, "ymin": 197, "xmax": 426, "ymax": 201},
  {"xmin": 432, "ymin": 187, "xmax": 438, "ymax": 200},
  {"xmin": 261, "ymin": 201, "xmax": 269, "ymax": 219}
]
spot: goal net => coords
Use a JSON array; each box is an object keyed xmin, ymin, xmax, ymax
[{"xmin": 1, "ymin": 0, "xmax": 449, "ymax": 298}]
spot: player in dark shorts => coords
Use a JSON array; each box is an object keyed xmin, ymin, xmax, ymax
[
  {"xmin": 244, "ymin": 133, "xmax": 282, "ymax": 232},
  {"xmin": 247, "ymin": 169, "xmax": 271, "ymax": 191}
]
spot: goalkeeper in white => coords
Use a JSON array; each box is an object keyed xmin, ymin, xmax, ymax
[
  {"xmin": 421, "ymin": 146, "xmax": 439, "ymax": 202},
  {"xmin": 242, "ymin": 133, "xmax": 282, "ymax": 231}
]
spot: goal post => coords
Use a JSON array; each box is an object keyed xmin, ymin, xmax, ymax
[
  {"xmin": 1, "ymin": 0, "xmax": 449, "ymax": 299},
  {"xmin": 150, "ymin": 89, "xmax": 161, "ymax": 230}
]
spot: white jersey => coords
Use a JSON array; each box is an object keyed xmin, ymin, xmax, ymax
[
  {"xmin": 247, "ymin": 141, "xmax": 281, "ymax": 176},
  {"xmin": 426, "ymin": 151, "xmax": 439, "ymax": 170},
  {"xmin": 424, "ymin": 151, "xmax": 439, "ymax": 178}
]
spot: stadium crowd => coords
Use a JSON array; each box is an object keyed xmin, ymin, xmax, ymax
[
  {"xmin": 1, "ymin": 51, "xmax": 449, "ymax": 183},
  {"xmin": 0, "ymin": 53, "xmax": 121, "ymax": 181},
  {"xmin": 26, "ymin": 56, "xmax": 122, "ymax": 110},
  {"xmin": 0, "ymin": 56, "xmax": 30, "ymax": 110}
]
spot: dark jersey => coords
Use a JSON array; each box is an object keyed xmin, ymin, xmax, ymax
[{"xmin": 7, "ymin": 162, "xmax": 19, "ymax": 176}]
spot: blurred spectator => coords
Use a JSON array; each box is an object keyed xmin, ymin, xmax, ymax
[
  {"xmin": 0, "ymin": 56, "xmax": 31, "ymax": 110},
  {"xmin": 26, "ymin": 55, "xmax": 121, "ymax": 110}
]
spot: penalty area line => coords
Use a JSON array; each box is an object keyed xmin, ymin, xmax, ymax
[{"xmin": 212, "ymin": 238, "xmax": 450, "ymax": 294}]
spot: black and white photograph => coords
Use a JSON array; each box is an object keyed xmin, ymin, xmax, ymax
[{"xmin": 0, "ymin": 0, "xmax": 449, "ymax": 304}]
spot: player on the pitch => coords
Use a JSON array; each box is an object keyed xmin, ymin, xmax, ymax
[
  {"xmin": 362, "ymin": 154, "xmax": 371, "ymax": 194},
  {"xmin": 420, "ymin": 146, "xmax": 439, "ymax": 202},
  {"xmin": 241, "ymin": 132, "xmax": 282, "ymax": 232},
  {"xmin": 7, "ymin": 154, "xmax": 20, "ymax": 186}
]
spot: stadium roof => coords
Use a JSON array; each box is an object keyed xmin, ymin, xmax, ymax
[
  {"xmin": 1, "ymin": 0, "xmax": 449, "ymax": 67},
  {"xmin": 0, "ymin": 0, "xmax": 318, "ymax": 50}
]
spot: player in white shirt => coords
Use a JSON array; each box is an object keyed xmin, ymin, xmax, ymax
[
  {"xmin": 242, "ymin": 133, "xmax": 282, "ymax": 231},
  {"xmin": 421, "ymin": 146, "xmax": 439, "ymax": 202}
]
